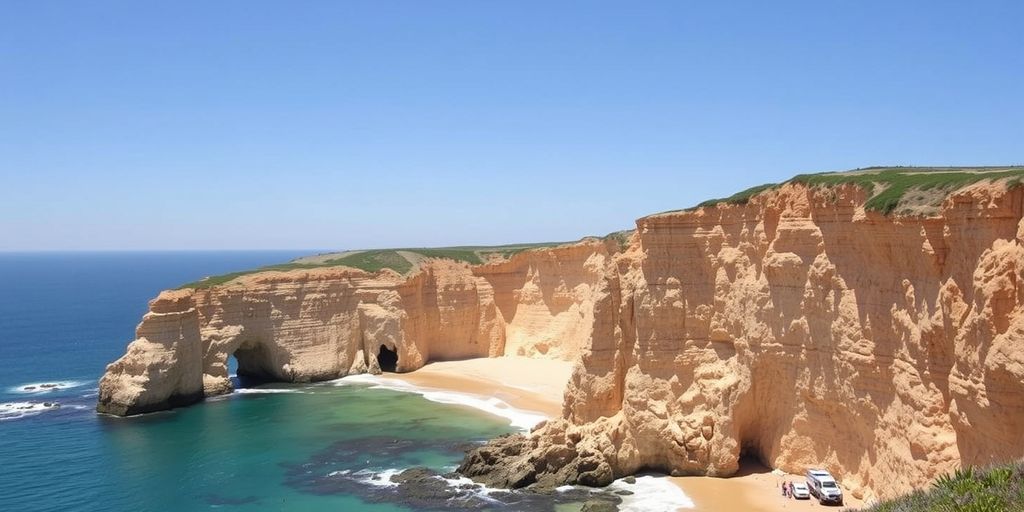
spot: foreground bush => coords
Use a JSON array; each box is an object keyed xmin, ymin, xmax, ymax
[{"xmin": 854, "ymin": 461, "xmax": 1024, "ymax": 512}]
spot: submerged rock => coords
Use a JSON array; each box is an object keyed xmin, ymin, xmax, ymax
[
  {"xmin": 581, "ymin": 501, "xmax": 618, "ymax": 512},
  {"xmin": 276, "ymin": 435, "xmax": 623, "ymax": 510}
]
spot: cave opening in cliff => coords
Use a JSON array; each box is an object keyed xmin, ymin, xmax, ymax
[
  {"xmin": 377, "ymin": 345, "xmax": 398, "ymax": 372},
  {"xmin": 232, "ymin": 341, "xmax": 276, "ymax": 386},
  {"xmin": 228, "ymin": 355, "xmax": 241, "ymax": 388}
]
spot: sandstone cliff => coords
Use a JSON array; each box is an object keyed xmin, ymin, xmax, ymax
[
  {"xmin": 460, "ymin": 180, "xmax": 1024, "ymax": 502},
  {"xmin": 98, "ymin": 242, "xmax": 613, "ymax": 415},
  {"xmin": 99, "ymin": 175, "xmax": 1024, "ymax": 502}
]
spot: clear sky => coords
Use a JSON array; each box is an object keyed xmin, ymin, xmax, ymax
[{"xmin": 2, "ymin": 1, "xmax": 1021, "ymax": 251}]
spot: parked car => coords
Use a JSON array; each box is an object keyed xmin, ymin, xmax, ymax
[
  {"xmin": 806, "ymin": 469, "xmax": 844, "ymax": 505},
  {"xmin": 791, "ymin": 482, "xmax": 810, "ymax": 499}
]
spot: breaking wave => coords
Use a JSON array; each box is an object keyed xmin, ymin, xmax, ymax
[
  {"xmin": 232, "ymin": 388, "xmax": 307, "ymax": 395},
  {"xmin": 9, "ymin": 380, "xmax": 89, "ymax": 394},
  {"xmin": 611, "ymin": 475, "xmax": 695, "ymax": 511},
  {"xmin": 0, "ymin": 401, "xmax": 61, "ymax": 421},
  {"xmin": 332, "ymin": 374, "xmax": 546, "ymax": 430}
]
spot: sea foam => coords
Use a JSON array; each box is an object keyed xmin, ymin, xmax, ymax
[
  {"xmin": 232, "ymin": 388, "xmax": 307, "ymax": 395},
  {"xmin": 333, "ymin": 374, "xmax": 546, "ymax": 430},
  {"xmin": 611, "ymin": 475, "xmax": 695, "ymax": 511},
  {"xmin": 9, "ymin": 380, "xmax": 88, "ymax": 394},
  {"xmin": 0, "ymin": 401, "xmax": 61, "ymax": 421}
]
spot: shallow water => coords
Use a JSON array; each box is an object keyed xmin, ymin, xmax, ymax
[{"xmin": 0, "ymin": 252, "xmax": 691, "ymax": 511}]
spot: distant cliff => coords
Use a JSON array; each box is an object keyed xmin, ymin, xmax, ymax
[
  {"xmin": 97, "ymin": 241, "xmax": 615, "ymax": 415},
  {"xmin": 99, "ymin": 168, "xmax": 1024, "ymax": 502}
]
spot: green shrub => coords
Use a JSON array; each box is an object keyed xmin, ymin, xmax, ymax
[
  {"xmin": 687, "ymin": 166, "xmax": 1024, "ymax": 215},
  {"xmin": 854, "ymin": 461, "xmax": 1024, "ymax": 512}
]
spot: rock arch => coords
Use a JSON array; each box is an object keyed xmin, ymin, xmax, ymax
[
  {"xmin": 233, "ymin": 338, "xmax": 277, "ymax": 383},
  {"xmin": 201, "ymin": 326, "xmax": 280, "ymax": 395}
]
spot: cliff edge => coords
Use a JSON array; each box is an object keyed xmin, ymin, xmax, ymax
[
  {"xmin": 98, "ymin": 241, "xmax": 615, "ymax": 415},
  {"xmin": 99, "ymin": 167, "xmax": 1024, "ymax": 501}
]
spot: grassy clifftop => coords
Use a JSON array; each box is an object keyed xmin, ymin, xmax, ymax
[
  {"xmin": 851, "ymin": 461, "xmax": 1024, "ymax": 512},
  {"xmin": 687, "ymin": 166, "xmax": 1024, "ymax": 215},
  {"xmin": 178, "ymin": 242, "xmax": 569, "ymax": 289},
  {"xmin": 180, "ymin": 166, "xmax": 1024, "ymax": 289}
]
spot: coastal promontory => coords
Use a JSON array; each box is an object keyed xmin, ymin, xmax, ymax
[{"xmin": 99, "ymin": 167, "xmax": 1024, "ymax": 502}]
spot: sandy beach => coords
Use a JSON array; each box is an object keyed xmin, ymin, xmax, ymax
[
  {"xmin": 673, "ymin": 463, "xmax": 865, "ymax": 511},
  {"xmin": 392, "ymin": 357, "xmax": 865, "ymax": 511},
  {"xmin": 394, "ymin": 356, "xmax": 572, "ymax": 418}
]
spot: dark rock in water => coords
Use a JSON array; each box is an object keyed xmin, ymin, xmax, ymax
[
  {"xmin": 387, "ymin": 467, "xmax": 483, "ymax": 510},
  {"xmin": 581, "ymin": 500, "xmax": 619, "ymax": 512},
  {"xmin": 24, "ymin": 386, "xmax": 36, "ymax": 391},
  {"xmin": 622, "ymin": 476, "xmax": 636, "ymax": 484},
  {"xmin": 457, "ymin": 429, "xmax": 615, "ymax": 489},
  {"xmin": 40, "ymin": 383, "xmax": 58, "ymax": 389},
  {"xmin": 450, "ymin": 440, "xmax": 485, "ymax": 454},
  {"xmin": 279, "ymin": 435, "xmax": 624, "ymax": 511},
  {"xmin": 614, "ymin": 490, "xmax": 633, "ymax": 496}
]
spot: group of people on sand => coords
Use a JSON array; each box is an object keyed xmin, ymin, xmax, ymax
[{"xmin": 781, "ymin": 481, "xmax": 797, "ymax": 499}]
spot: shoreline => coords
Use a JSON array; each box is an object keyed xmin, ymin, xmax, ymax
[
  {"xmin": 375, "ymin": 356, "xmax": 865, "ymax": 512},
  {"xmin": 391, "ymin": 356, "xmax": 570, "ymax": 419}
]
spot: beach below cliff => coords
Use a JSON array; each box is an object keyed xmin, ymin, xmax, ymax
[
  {"xmin": 673, "ymin": 464, "xmax": 866, "ymax": 511},
  {"xmin": 391, "ymin": 356, "xmax": 865, "ymax": 512},
  {"xmin": 392, "ymin": 356, "xmax": 571, "ymax": 418}
]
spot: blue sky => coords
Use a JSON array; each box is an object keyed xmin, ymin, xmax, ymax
[{"xmin": 1, "ymin": 1, "xmax": 1021, "ymax": 250}]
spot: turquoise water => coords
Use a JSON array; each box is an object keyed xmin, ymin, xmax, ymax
[{"xmin": 0, "ymin": 253, "xmax": 517, "ymax": 512}]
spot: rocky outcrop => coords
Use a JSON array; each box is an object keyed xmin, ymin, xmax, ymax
[
  {"xmin": 460, "ymin": 180, "xmax": 1024, "ymax": 501},
  {"xmin": 99, "ymin": 178, "xmax": 1024, "ymax": 502},
  {"xmin": 97, "ymin": 243, "xmax": 612, "ymax": 416}
]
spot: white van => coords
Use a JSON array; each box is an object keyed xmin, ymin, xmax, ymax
[{"xmin": 806, "ymin": 469, "xmax": 844, "ymax": 505}]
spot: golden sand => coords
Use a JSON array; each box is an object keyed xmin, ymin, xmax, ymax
[{"xmin": 394, "ymin": 357, "xmax": 866, "ymax": 511}]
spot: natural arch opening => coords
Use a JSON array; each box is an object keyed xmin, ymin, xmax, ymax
[
  {"xmin": 228, "ymin": 355, "xmax": 241, "ymax": 388},
  {"xmin": 377, "ymin": 345, "xmax": 398, "ymax": 373},
  {"xmin": 233, "ymin": 340, "xmax": 276, "ymax": 386}
]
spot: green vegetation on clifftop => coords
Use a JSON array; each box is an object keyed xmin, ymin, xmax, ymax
[
  {"xmin": 676, "ymin": 166, "xmax": 1024, "ymax": 215},
  {"xmin": 177, "ymin": 242, "xmax": 568, "ymax": 289},
  {"xmin": 850, "ymin": 461, "xmax": 1024, "ymax": 512},
  {"xmin": 696, "ymin": 182, "xmax": 780, "ymax": 209},
  {"xmin": 793, "ymin": 167, "xmax": 1024, "ymax": 214}
]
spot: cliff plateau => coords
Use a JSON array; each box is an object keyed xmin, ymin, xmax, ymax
[{"xmin": 99, "ymin": 172, "xmax": 1024, "ymax": 502}]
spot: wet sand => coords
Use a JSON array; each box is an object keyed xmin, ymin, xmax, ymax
[{"xmin": 394, "ymin": 357, "xmax": 865, "ymax": 511}]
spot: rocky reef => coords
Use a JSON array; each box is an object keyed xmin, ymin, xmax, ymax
[{"xmin": 99, "ymin": 172, "xmax": 1024, "ymax": 501}]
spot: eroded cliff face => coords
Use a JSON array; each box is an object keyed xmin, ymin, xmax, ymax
[
  {"xmin": 99, "ymin": 181, "xmax": 1024, "ymax": 501},
  {"xmin": 97, "ymin": 242, "xmax": 612, "ymax": 416},
  {"xmin": 459, "ymin": 181, "xmax": 1024, "ymax": 501}
]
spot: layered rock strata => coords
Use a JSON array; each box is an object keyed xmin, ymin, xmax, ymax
[
  {"xmin": 460, "ymin": 181, "xmax": 1024, "ymax": 501},
  {"xmin": 97, "ymin": 243, "xmax": 612, "ymax": 415},
  {"xmin": 99, "ymin": 180, "xmax": 1024, "ymax": 501}
]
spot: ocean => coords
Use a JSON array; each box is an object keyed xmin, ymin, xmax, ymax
[{"xmin": 0, "ymin": 252, "xmax": 688, "ymax": 512}]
